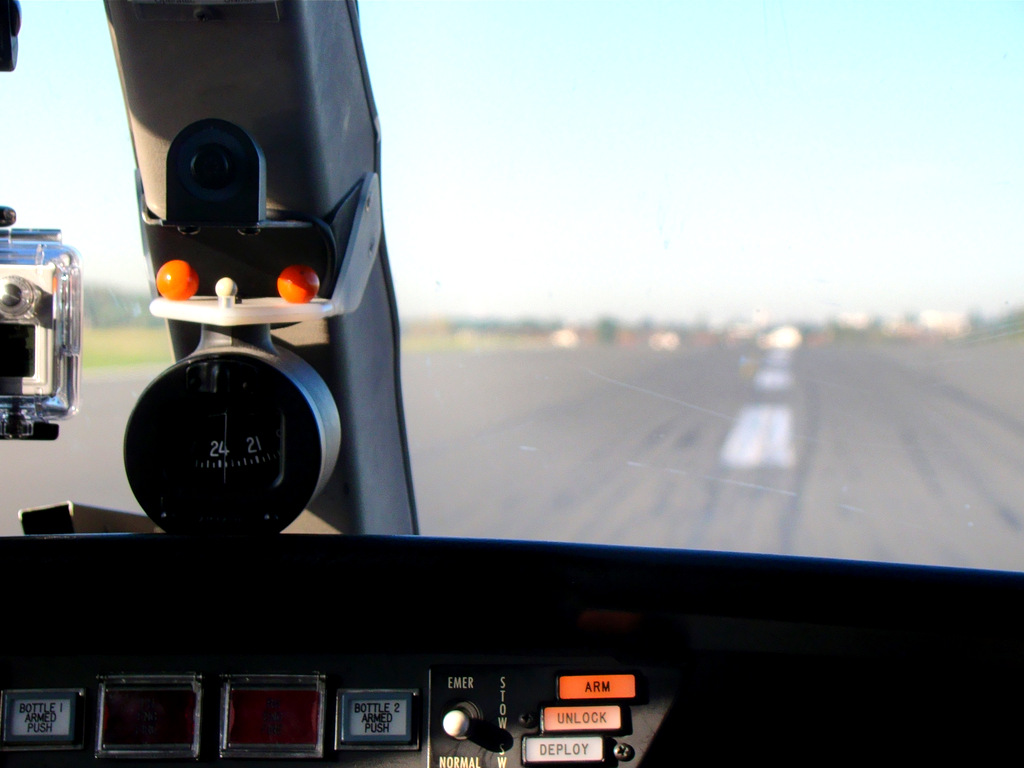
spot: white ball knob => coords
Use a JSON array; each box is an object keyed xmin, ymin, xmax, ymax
[{"xmin": 215, "ymin": 277, "xmax": 238, "ymax": 298}]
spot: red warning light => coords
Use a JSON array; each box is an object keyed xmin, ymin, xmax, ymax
[
  {"xmin": 100, "ymin": 688, "xmax": 197, "ymax": 747},
  {"xmin": 277, "ymin": 265, "xmax": 319, "ymax": 304},
  {"xmin": 227, "ymin": 688, "xmax": 321, "ymax": 746},
  {"xmin": 156, "ymin": 260, "xmax": 199, "ymax": 301}
]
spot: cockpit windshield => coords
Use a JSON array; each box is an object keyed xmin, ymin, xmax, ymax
[{"xmin": 2, "ymin": 2, "xmax": 1024, "ymax": 571}]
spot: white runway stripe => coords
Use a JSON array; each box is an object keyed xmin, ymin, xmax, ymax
[
  {"xmin": 719, "ymin": 404, "xmax": 795, "ymax": 469},
  {"xmin": 754, "ymin": 368, "xmax": 793, "ymax": 391}
]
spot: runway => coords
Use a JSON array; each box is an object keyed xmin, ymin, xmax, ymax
[
  {"xmin": 402, "ymin": 341, "xmax": 1024, "ymax": 571},
  {"xmin": 3, "ymin": 341, "xmax": 1024, "ymax": 572}
]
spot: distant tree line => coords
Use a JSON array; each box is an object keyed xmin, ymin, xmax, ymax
[{"xmin": 83, "ymin": 285, "xmax": 162, "ymax": 328}]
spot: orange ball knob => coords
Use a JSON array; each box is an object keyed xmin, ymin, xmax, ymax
[
  {"xmin": 156, "ymin": 260, "xmax": 199, "ymax": 301},
  {"xmin": 277, "ymin": 265, "xmax": 320, "ymax": 304}
]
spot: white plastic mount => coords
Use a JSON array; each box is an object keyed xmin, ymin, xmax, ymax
[{"xmin": 149, "ymin": 172, "xmax": 381, "ymax": 327}]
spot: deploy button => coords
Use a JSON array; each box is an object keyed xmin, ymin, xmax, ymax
[{"xmin": 522, "ymin": 735, "xmax": 604, "ymax": 764}]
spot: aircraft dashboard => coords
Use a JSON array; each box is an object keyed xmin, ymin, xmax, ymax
[{"xmin": 2, "ymin": 534, "xmax": 1022, "ymax": 765}]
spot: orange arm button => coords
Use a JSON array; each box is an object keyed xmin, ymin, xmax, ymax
[{"xmin": 557, "ymin": 675, "xmax": 635, "ymax": 700}]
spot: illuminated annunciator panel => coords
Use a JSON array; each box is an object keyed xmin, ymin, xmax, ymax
[
  {"xmin": 95, "ymin": 675, "xmax": 202, "ymax": 759},
  {"xmin": 220, "ymin": 674, "xmax": 326, "ymax": 759},
  {"xmin": 430, "ymin": 666, "xmax": 676, "ymax": 768},
  {"xmin": 1, "ymin": 688, "xmax": 85, "ymax": 752}
]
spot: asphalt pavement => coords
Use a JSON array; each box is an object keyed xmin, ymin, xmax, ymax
[{"xmin": 402, "ymin": 341, "xmax": 1024, "ymax": 571}]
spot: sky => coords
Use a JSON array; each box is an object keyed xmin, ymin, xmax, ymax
[{"xmin": 2, "ymin": 1, "xmax": 1023, "ymax": 326}]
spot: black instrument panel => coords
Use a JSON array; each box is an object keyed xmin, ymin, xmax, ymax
[{"xmin": 1, "ymin": 534, "xmax": 1022, "ymax": 764}]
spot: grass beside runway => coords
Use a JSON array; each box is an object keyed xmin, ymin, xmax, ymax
[{"xmin": 82, "ymin": 326, "xmax": 173, "ymax": 370}]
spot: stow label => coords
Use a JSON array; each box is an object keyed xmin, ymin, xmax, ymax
[
  {"xmin": 541, "ymin": 705, "xmax": 621, "ymax": 733},
  {"xmin": 495, "ymin": 675, "xmax": 509, "ymax": 767}
]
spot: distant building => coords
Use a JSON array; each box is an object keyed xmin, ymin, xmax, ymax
[
  {"xmin": 757, "ymin": 325, "xmax": 803, "ymax": 350},
  {"xmin": 918, "ymin": 310, "xmax": 969, "ymax": 337},
  {"xmin": 550, "ymin": 328, "xmax": 581, "ymax": 348},
  {"xmin": 837, "ymin": 312, "xmax": 872, "ymax": 331},
  {"xmin": 648, "ymin": 331, "xmax": 681, "ymax": 351}
]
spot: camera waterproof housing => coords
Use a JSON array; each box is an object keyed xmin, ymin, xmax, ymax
[{"xmin": 0, "ymin": 229, "xmax": 81, "ymax": 439}]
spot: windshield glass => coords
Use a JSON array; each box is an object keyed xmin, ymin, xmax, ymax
[{"xmin": 3, "ymin": 2, "xmax": 1024, "ymax": 571}]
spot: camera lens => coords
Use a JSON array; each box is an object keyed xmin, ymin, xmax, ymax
[
  {"xmin": 0, "ymin": 276, "xmax": 35, "ymax": 318},
  {"xmin": 1, "ymin": 282, "xmax": 23, "ymax": 308},
  {"xmin": 190, "ymin": 143, "xmax": 235, "ymax": 191}
]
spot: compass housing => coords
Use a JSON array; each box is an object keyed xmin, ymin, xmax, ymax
[{"xmin": 124, "ymin": 343, "xmax": 340, "ymax": 534}]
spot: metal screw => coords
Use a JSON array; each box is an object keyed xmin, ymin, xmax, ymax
[
  {"xmin": 613, "ymin": 743, "xmax": 634, "ymax": 762},
  {"xmin": 519, "ymin": 712, "xmax": 537, "ymax": 729}
]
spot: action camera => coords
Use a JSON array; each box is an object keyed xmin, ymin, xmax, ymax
[{"xmin": 0, "ymin": 229, "xmax": 81, "ymax": 439}]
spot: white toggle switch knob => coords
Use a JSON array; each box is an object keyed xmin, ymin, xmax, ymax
[{"xmin": 442, "ymin": 708, "xmax": 473, "ymax": 740}]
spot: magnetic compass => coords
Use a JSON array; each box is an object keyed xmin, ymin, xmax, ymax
[{"xmin": 124, "ymin": 349, "xmax": 339, "ymax": 534}]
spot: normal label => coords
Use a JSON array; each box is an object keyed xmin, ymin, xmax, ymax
[{"xmin": 522, "ymin": 736, "xmax": 604, "ymax": 764}]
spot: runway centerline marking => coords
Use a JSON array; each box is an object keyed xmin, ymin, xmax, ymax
[
  {"xmin": 754, "ymin": 368, "xmax": 793, "ymax": 391},
  {"xmin": 719, "ymin": 404, "xmax": 795, "ymax": 469}
]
